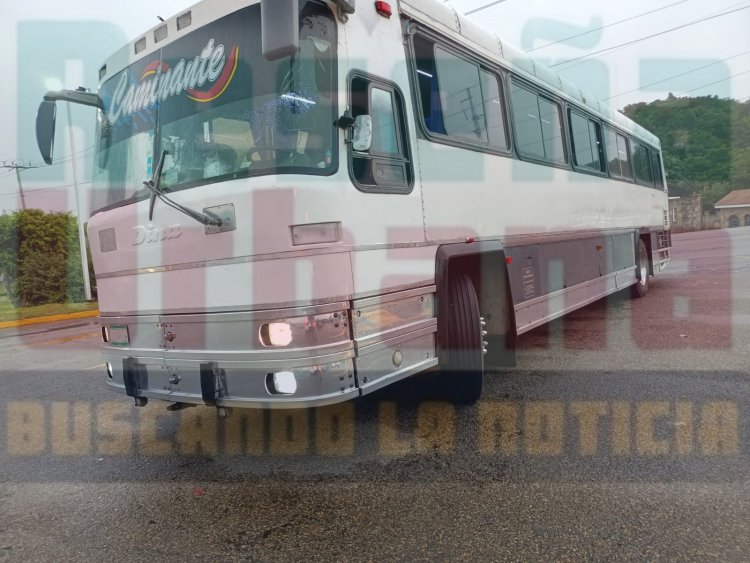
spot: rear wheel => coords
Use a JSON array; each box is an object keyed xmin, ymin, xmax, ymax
[
  {"xmin": 632, "ymin": 238, "xmax": 650, "ymax": 298},
  {"xmin": 437, "ymin": 273, "xmax": 484, "ymax": 405}
]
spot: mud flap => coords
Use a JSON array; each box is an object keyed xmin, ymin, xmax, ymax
[
  {"xmin": 123, "ymin": 357, "xmax": 148, "ymax": 399},
  {"xmin": 200, "ymin": 362, "xmax": 226, "ymax": 406}
]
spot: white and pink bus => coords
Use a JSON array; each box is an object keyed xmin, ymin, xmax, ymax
[{"xmin": 35, "ymin": 0, "xmax": 671, "ymax": 413}]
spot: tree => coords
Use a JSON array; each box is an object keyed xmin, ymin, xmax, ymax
[{"xmin": 0, "ymin": 209, "xmax": 96, "ymax": 307}]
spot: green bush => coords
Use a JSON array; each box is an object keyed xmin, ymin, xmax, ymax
[{"xmin": 0, "ymin": 209, "xmax": 96, "ymax": 307}]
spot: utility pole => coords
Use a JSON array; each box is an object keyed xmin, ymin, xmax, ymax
[
  {"xmin": 0, "ymin": 161, "xmax": 37, "ymax": 210},
  {"xmin": 66, "ymin": 102, "xmax": 92, "ymax": 301}
]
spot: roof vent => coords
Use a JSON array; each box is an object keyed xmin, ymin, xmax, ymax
[
  {"xmin": 154, "ymin": 24, "xmax": 168, "ymax": 43},
  {"xmin": 177, "ymin": 11, "xmax": 192, "ymax": 30},
  {"xmin": 134, "ymin": 37, "xmax": 147, "ymax": 54}
]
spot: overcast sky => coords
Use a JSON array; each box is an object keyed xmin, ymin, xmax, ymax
[{"xmin": 1, "ymin": 0, "xmax": 748, "ymax": 212}]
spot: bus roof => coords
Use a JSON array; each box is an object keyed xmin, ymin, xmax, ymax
[
  {"xmin": 400, "ymin": 0, "xmax": 660, "ymax": 148},
  {"xmin": 97, "ymin": 0, "xmax": 658, "ymax": 148}
]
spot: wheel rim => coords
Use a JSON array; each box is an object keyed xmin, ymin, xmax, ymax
[{"xmin": 639, "ymin": 244, "xmax": 648, "ymax": 286}]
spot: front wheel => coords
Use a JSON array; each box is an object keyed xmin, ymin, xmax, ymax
[
  {"xmin": 437, "ymin": 274, "xmax": 484, "ymax": 405},
  {"xmin": 632, "ymin": 238, "xmax": 650, "ymax": 298}
]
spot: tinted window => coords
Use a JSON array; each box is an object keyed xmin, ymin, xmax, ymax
[
  {"xmin": 650, "ymin": 150, "xmax": 664, "ymax": 188},
  {"xmin": 413, "ymin": 35, "xmax": 444, "ymax": 135},
  {"xmin": 539, "ymin": 97, "xmax": 565, "ymax": 164},
  {"xmin": 412, "ymin": 35, "xmax": 509, "ymax": 151},
  {"xmin": 510, "ymin": 82, "xmax": 565, "ymax": 164},
  {"xmin": 480, "ymin": 70, "xmax": 508, "ymax": 150},
  {"xmin": 604, "ymin": 128, "xmax": 632, "ymax": 179},
  {"xmin": 632, "ymin": 143, "xmax": 653, "ymax": 186},
  {"xmin": 569, "ymin": 111, "xmax": 603, "ymax": 171},
  {"xmin": 435, "ymin": 46, "xmax": 487, "ymax": 143}
]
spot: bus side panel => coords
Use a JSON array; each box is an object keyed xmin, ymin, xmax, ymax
[{"xmin": 506, "ymin": 231, "xmax": 638, "ymax": 335}]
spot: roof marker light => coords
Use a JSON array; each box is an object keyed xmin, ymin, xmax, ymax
[{"xmin": 375, "ymin": 1, "xmax": 392, "ymax": 18}]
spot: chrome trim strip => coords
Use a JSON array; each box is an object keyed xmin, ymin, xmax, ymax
[
  {"xmin": 99, "ymin": 295, "xmax": 355, "ymax": 318},
  {"xmin": 157, "ymin": 301, "xmax": 350, "ymax": 323},
  {"xmin": 98, "ymin": 281, "xmax": 434, "ymax": 317},
  {"xmin": 358, "ymin": 357, "xmax": 439, "ymax": 396},
  {"xmin": 352, "ymin": 285, "xmax": 436, "ymax": 309},
  {"xmin": 95, "ymin": 245, "xmax": 351, "ymax": 280},
  {"xmin": 103, "ymin": 347, "xmax": 355, "ymax": 369},
  {"xmin": 100, "ymin": 301, "xmax": 351, "ymax": 320},
  {"xmin": 514, "ymin": 267, "xmax": 636, "ymax": 335},
  {"xmin": 355, "ymin": 319, "xmax": 437, "ymax": 352},
  {"xmin": 515, "ymin": 268, "xmax": 627, "ymax": 311},
  {"xmin": 162, "ymin": 344, "xmax": 354, "ymax": 365},
  {"xmin": 341, "ymin": 279, "xmax": 435, "ymax": 302}
]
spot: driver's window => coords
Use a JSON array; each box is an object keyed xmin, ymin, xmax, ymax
[
  {"xmin": 349, "ymin": 74, "xmax": 412, "ymax": 193},
  {"xmin": 370, "ymin": 88, "xmax": 399, "ymax": 156}
]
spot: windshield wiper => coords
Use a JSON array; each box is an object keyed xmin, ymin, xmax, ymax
[{"xmin": 143, "ymin": 150, "xmax": 223, "ymax": 227}]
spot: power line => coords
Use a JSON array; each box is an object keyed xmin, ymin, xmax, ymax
[
  {"xmin": 0, "ymin": 181, "xmax": 92, "ymax": 199},
  {"xmin": 677, "ymin": 69, "xmax": 750, "ymax": 95},
  {"xmin": 604, "ymin": 49, "xmax": 750, "ymax": 100},
  {"xmin": 550, "ymin": 4, "xmax": 750, "ymax": 70},
  {"xmin": 525, "ymin": 0, "xmax": 691, "ymax": 53},
  {"xmin": 463, "ymin": 0, "xmax": 508, "ymax": 17}
]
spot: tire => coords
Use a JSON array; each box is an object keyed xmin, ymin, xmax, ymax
[
  {"xmin": 631, "ymin": 238, "xmax": 650, "ymax": 298},
  {"xmin": 437, "ymin": 273, "xmax": 484, "ymax": 405}
]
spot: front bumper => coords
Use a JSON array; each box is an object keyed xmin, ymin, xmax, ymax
[{"xmin": 101, "ymin": 286, "xmax": 438, "ymax": 408}]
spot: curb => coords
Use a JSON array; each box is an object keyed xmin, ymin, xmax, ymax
[{"xmin": 0, "ymin": 309, "xmax": 100, "ymax": 330}]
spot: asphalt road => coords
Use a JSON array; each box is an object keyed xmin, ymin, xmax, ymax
[{"xmin": 1, "ymin": 228, "xmax": 749, "ymax": 561}]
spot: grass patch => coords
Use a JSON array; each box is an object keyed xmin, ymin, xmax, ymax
[{"xmin": 0, "ymin": 285, "xmax": 98, "ymax": 323}]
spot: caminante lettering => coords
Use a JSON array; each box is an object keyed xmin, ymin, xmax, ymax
[{"xmin": 108, "ymin": 39, "xmax": 227, "ymax": 124}]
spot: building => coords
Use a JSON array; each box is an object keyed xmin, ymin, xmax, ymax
[{"xmin": 714, "ymin": 189, "xmax": 750, "ymax": 228}]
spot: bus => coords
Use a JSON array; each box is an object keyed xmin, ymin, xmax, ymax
[{"xmin": 35, "ymin": 0, "xmax": 671, "ymax": 414}]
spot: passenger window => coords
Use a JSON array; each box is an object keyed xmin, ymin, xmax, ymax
[
  {"xmin": 480, "ymin": 70, "xmax": 508, "ymax": 150},
  {"xmin": 434, "ymin": 46, "xmax": 487, "ymax": 143},
  {"xmin": 569, "ymin": 110, "xmax": 603, "ymax": 172},
  {"xmin": 412, "ymin": 35, "xmax": 509, "ymax": 151},
  {"xmin": 650, "ymin": 150, "xmax": 664, "ymax": 188},
  {"xmin": 604, "ymin": 127, "xmax": 632, "ymax": 179},
  {"xmin": 510, "ymin": 82, "xmax": 566, "ymax": 165},
  {"xmin": 349, "ymin": 75, "xmax": 412, "ymax": 192},
  {"xmin": 632, "ymin": 143, "xmax": 653, "ymax": 187}
]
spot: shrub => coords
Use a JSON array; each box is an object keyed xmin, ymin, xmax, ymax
[{"xmin": 0, "ymin": 209, "xmax": 96, "ymax": 307}]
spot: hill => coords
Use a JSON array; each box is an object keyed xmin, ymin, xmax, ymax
[{"xmin": 622, "ymin": 95, "xmax": 750, "ymax": 206}]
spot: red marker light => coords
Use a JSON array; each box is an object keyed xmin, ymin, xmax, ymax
[
  {"xmin": 375, "ymin": 1, "xmax": 392, "ymax": 18},
  {"xmin": 466, "ymin": 236, "xmax": 476, "ymax": 243},
  {"xmin": 505, "ymin": 256, "xmax": 513, "ymax": 264}
]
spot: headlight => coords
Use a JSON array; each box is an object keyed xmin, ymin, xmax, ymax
[{"xmin": 259, "ymin": 322, "xmax": 293, "ymax": 347}]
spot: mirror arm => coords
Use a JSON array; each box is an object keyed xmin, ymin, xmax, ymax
[{"xmin": 43, "ymin": 89, "xmax": 104, "ymax": 110}]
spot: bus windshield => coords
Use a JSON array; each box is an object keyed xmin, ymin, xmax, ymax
[{"xmin": 91, "ymin": 1, "xmax": 336, "ymax": 214}]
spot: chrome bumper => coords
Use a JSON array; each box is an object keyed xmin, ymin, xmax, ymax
[{"xmin": 101, "ymin": 286, "xmax": 437, "ymax": 408}]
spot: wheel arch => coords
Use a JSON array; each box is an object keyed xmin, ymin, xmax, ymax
[{"xmin": 435, "ymin": 241, "xmax": 516, "ymax": 369}]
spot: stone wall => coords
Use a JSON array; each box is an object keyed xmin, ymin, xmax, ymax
[{"xmin": 668, "ymin": 194, "xmax": 703, "ymax": 232}]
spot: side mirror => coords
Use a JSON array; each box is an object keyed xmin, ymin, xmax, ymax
[
  {"xmin": 352, "ymin": 115, "xmax": 372, "ymax": 152},
  {"xmin": 261, "ymin": 0, "xmax": 300, "ymax": 60},
  {"xmin": 36, "ymin": 101, "xmax": 57, "ymax": 165}
]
